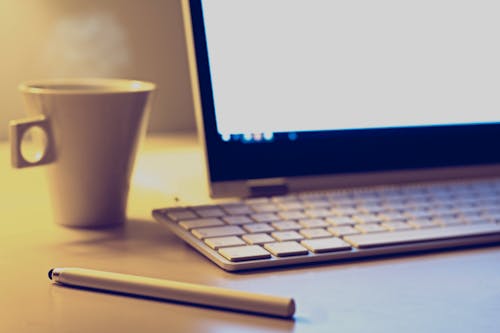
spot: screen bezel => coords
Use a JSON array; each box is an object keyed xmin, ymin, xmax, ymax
[{"xmin": 189, "ymin": 0, "xmax": 500, "ymax": 183}]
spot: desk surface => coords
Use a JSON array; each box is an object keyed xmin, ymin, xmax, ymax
[{"xmin": 1, "ymin": 133, "xmax": 499, "ymax": 333}]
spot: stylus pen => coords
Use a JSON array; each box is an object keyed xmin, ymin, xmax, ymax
[{"xmin": 48, "ymin": 267, "xmax": 295, "ymax": 318}]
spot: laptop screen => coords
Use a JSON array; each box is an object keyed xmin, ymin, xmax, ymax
[
  {"xmin": 202, "ymin": 0, "xmax": 499, "ymax": 141},
  {"xmin": 186, "ymin": 0, "xmax": 500, "ymax": 187}
]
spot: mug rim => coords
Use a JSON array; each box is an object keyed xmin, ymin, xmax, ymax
[{"xmin": 19, "ymin": 78, "xmax": 156, "ymax": 95}]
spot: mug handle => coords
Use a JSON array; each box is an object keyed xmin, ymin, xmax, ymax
[{"xmin": 9, "ymin": 115, "xmax": 56, "ymax": 168}]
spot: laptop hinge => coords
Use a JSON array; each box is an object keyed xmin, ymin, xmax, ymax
[{"xmin": 247, "ymin": 178, "xmax": 289, "ymax": 197}]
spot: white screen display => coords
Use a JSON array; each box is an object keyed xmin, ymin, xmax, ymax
[{"xmin": 202, "ymin": 0, "xmax": 500, "ymax": 137}]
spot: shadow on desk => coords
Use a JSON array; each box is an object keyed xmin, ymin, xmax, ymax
[
  {"xmin": 52, "ymin": 218, "xmax": 183, "ymax": 249},
  {"xmin": 43, "ymin": 218, "xmax": 232, "ymax": 283}
]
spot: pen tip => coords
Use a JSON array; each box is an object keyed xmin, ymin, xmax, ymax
[{"xmin": 48, "ymin": 268, "xmax": 54, "ymax": 280}]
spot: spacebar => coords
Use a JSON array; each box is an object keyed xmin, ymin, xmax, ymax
[{"xmin": 344, "ymin": 224, "xmax": 500, "ymax": 249}]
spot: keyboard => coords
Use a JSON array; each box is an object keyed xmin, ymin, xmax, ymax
[{"xmin": 153, "ymin": 179, "xmax": 500, "ymax": 271}]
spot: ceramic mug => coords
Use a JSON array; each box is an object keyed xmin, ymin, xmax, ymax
[{"xmin": 10, "ymin": 78, "xmax": 155, "ymax": 228}]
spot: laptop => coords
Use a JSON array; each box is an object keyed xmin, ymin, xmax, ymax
[{"xmin": 153, "ymin": 0, "xmax": 500, "ymax": 271}]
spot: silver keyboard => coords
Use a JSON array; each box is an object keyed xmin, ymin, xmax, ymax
[{"xmin": 153, "ymin": 179, "xmax": 500, "ymax": 271}]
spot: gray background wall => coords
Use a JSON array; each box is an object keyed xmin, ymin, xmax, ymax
[{"xmin": 0, "ymin": 0, "xmax": 195, "ymax": 141}]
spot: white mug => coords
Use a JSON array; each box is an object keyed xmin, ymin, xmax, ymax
[{"xmin": 10, "ymin": 78, "xmax": 155, "ymax": 228}]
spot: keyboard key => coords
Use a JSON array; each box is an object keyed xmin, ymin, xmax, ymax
[
  {"xmin": 481, "ymin": 202, "xmax": 500, "ymax": 211},
  {"xmin": 301, "ymin": 238, "xmax": 352, "ymax": 253},
  {"xmin": 431, "ymin": 206, "xmax": 456, "ymax": 218},
  {"xmin": 353, "ymin": 192, "xmax": 380, "ymax": 203},
  {"xmin": 300, "ymin": 193, "xmax": 327, "ymax": 201},
  {"xmin": 327, "ymin": 226, "xmax": 360, "ymax": 237},
  {"xmin": 304, "ymin": 209, "xmax": 332, "ymax": 218},
  {"xmin": 355, "ymin": 224, "xmax": 387, "ymax": 234},
  {"xmin": 271, "ymin": 221, "xmax": 301, "ymax": 231},
  {"xmin": 298, "ymin": 218, "xmax": 329, "ymax": 228},
  {"xmin": 250, "ymin": 213, "xmax": 280, "ymax": 223},
  {"xmin": 221, "ymin": 204, "xmax": 253, "ymax": 215},
  {"xmin": 325, "ymin": 216, "xmax": 356, "ymax": 226},
  {"xmin": 271, "ymin": 231, "xmax": 304, "ymax": 242},
  {"xmin": 352, "ymin": 214, "xmax": 383, "ymax": 224},
  {"xmin": 299, "ymin": 228, "xmax": 332, "ymax": 239},
  {"xmin": 204, "ymin": 236, "xmax": 246, "ymax": 250},
  {"xmin": 179, "ymin": 218, "xmax": 224, "ymax": 230},
  {"xmin": 407, "ymin": 218, "xmax": 440, "ymax": 229},
  {"xmin": 264, "ymin": 241, "xmax": 309, "ymax": 257},
  {"xmin": 381, "ymin": 221, "xmax": 414, "ymax": 231},
  {"xmin": 331, "ymin": 206, "xmax": 359, "ymax": 216},
  {"xmin": 344, "ymin": 223, "xmax": 500, "ymax": 249},
  {"xmin": 463, "ymin": 216, "xmax": 495, "ymax": 225},
  {"xmin": 242, "ymin": 233, "xmax": 275, "ymax": 245},
  {"xmin": 251, "ymin": 203, "xmax": 280, "ymax": 213},
  {"xmin": 243, "ymin": 223, "xmax": 275, "ymax": 233},
  {"xmin": 191, "ymin": 226, "xmax": 246, "ymax": 239},
  {"xmin": 304, "ymin": 200, "xmax": 331, "ymax": 208},
  {"xmin": 432, "ymin": 216, "xmax": 465, "ymax": 226},
  {"xmin": 454, "ymin": 206, "xmax": 482, "ymax": 215},
  {"xmin": 222, "ymin": 215, "xmax": 253, "ymax": 225},
  {"xmin": 218, "ymin": 245, "xmax": 271, "ymax": 262},
  {"xmin": 357, "ymin": 203, "xmax": 386, "ymax": 214},
  {"xmin": 483, "ymin": 207, "xmax": 500, "ymax": 218},
  {"xmin": 277, "ymin": 202, "xmax": 305, "ymax": 211},
  {"xmin": 165, "ymin": 209, "xmax": 197, "ymax": 221},
  {"xmin": 328, "ymin": 197, "xmax": 355, "ymax": 206},
  {"xmin": 194, "ymin": 207, "xmax": 226, "ymax": 218},
  {"xmin": 379, "ymin": 212, "xmax": 407, "ymax": 222},
  {"xmin": 278, "ymin": 210, "xmax": 308, "ymax": 220},
  {"xmin": 404, "ymin": 209, "xmax": 433, "ymax": 219}
]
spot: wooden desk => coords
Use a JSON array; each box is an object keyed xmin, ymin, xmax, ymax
[{"xmin": 1, "ymin": 133, "xmax": 499, "ymax": 333}]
